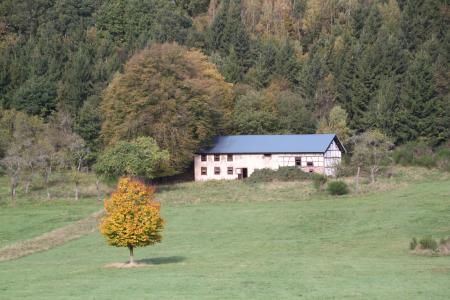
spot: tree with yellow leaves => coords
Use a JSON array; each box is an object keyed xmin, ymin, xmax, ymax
[{"xmin": 100, "ymin": 177, "xmax": 164, "ymax": 265}]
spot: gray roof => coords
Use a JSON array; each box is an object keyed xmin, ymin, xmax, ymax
[{"xmin": 198, "ymin": 134, "xmax": 344, "ymax": 154}]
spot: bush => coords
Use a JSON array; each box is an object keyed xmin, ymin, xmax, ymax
[
  {"xmin": 247, "ymin": 167, "xmax": 311, "ymax": 183},
  {"xmin": 275, "ymin": 167, "xmax": 311, "ymax": 181},
  {"xmin": 393, "ymin": 141, "xmax": 450, "ymax": 171},
  {"xmin": 410, "ymin": 237, "xmax": 418, "ymax": 250},
  {"xmin": 312, "ymin": 173, "xmax": 327, "ymax": 190},
  {"xmin": 436, "ymin": 147, "xmax": 450, "ymax": 172},
  {"xmin": 245, "ymin": 168, "xmax": 276, "ymax": 183},
  {"xmin": 415, "ymin": 154, "xmax": 436, "ymax": 168},
  {"xmin": 327, "ymin": 181, "xmax": 349, "ymax": 195},
  {"xmin": 419, "ymin": 236, "xmax": 438, "ymax": 250}
]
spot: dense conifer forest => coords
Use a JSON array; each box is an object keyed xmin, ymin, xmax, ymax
[{"xmin": 0, "ymin": 0, "xmax": 448, "ymax": 175}]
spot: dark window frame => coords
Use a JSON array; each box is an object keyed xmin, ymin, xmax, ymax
[
  {"xmin": 307, "ymin": 161, "xmax": 314, "ymax": 167},
  {"xmin": 227, "ymin": 154, "xmax": 233, "ymax": 161},
  {"xmin": 201, "ymin": 154, "xmax": 207, "ymax": 162},
  {"xmin": 227, "ymin": 167, "xmax": 233, "ymax": 175},
  {"xmin": 295, "ymin": 157, "xmax": 302, "ymax": 166},
  {"xmin": 214, "ymin": 154, "xmax": 220, "ymax": 162},
  {"xmin": 214, "ymin": 167, "xmax": 221, "ymax": 175},
  {"xmin": 201, "ymin": 167, "xmax": 207, "ymax": 175}
]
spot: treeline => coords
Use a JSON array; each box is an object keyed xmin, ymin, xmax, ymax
[
  {"xmin": 0, "ymin": 0, "xmax": 448, "ymax": 177},
  {"xmin": 0, "ymin": 110, "xmax": 88, "ymax": 204}
]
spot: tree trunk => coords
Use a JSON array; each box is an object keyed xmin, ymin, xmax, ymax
[
  {"xmin": 128, "ymin": 245, "xmax": 135, "ymax": 265},
  {"xmin": 45, "ymin": 172, "xmax": 51, "ymax": 199},
  {"xmin": 11, "ymin": 180, "xmax": 17, "ymax": 207},
  {"xmin": 25, "ymin": 180, "xmax": 30, "ymax": 194},
  {"xmin": 370, "ymin": 166, "xmax": 376, "ymax": 184},
  {"xmin": 355, "ymin": 166, "xmax": 360, "ymax": 193},
  {"xmin": 96, "ymin": 179, "xmax": 101, "ymax": 203}
]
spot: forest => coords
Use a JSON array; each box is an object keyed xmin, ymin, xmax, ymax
[{"xmin": 0, "ymin": 0, "xmax": 448, "ymax": 180}]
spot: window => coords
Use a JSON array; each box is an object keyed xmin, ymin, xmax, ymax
[
  {"xmin": 295, "ymin": 157, "xmax": 301, "ymax": 166},
  {"xmin": 308, "ymin": 169, "xmax": 314, "ymax": 173},
  {"xmin": 201, "ymin": 154, "xmax": 207, "ymax": 162},
  {"xmin": 227, "ymin": 167, "xmax": 233, "ymax": 175},
  {"xmin": 201, "ymin": 167, "xmax": 207, "ymax": 175},
  {"xmin": 264, "ymin": 154, "xmax": 272, "ymax": 158},
  {"xmin": 307, "ymin": 161, "xmax": 314, "ymax": 167},
  {"xmin": 227, "ymin": 154, "xmax": 233, "ymax": 161},
  {"xmin": 214, "ymin": 154, "xmax": 220, "ymax": 161},
  {"xmin": 214, "ymin": 167, "xmax": 220, "ymax": 175}
]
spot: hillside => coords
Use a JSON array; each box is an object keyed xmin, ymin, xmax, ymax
[
  {"xmin": 0, "ymin": 169, "xmax": 449, "ymax": 299},
  {"xmin": 0, "ymin": 0, "xmax": 448, "ymax": 174}
]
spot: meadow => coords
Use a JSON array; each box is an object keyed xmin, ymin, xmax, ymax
[{"xmin": 0, "ymin": 168, "xmax": 449, "ymax": 299}]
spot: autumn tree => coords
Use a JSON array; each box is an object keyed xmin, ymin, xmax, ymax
[
  {"xmin": 100, "ymin": 43, "xmax": 234, "ymax": 172},
  {"xmin": 100, "ymin": 177, "xmax": 165, "ymax": 265}
]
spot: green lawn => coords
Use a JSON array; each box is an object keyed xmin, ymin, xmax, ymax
[
  {"xmin": 0, "ymin": 174, "xmax": 105, "ymax": 247},
  {"xmin": 0, "ymin": 173, "xmax": 449, "ymax": 299}
]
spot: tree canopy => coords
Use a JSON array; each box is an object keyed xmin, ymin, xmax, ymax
[
  {"xmin": 94, "ymin": 137, "xmax": 172, "ymax": 181},
  {"xmin": 0, "ymin": 0, "xmax": 448, "ymax": 175},
  {"xmin": 100, "ymin": 177, "xmax": 165, "ymax": 264},
  {"xmin": 100, "ymin": 42, "xmax": 233, "ymax": 172}
]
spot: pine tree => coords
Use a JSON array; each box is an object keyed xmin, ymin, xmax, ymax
[{"xmin": 397, "ymin": 50, "xmax": 439, "ymax": 143}]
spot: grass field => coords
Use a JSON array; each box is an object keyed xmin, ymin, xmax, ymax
[{"xmin": 0, "ymin": 168, "xmax": 449, "ymax": 299}]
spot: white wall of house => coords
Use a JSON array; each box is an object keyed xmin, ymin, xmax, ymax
[
  {"xmin": 194, "ymin": 152, "xmax": 336, "ymax": 181},
  {"xmin": 324, "ymin": 140, "xmax": 342, "ymax": 176}
]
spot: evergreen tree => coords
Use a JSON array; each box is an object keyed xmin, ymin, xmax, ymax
[{"xmin": 397, "ymin": 50, "xmax": 439, "ymax": 143}]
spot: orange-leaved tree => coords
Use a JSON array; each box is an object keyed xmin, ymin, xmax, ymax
[{"xmin": 100, "ymin": 177, "xmax": 164, "ymax": 264}]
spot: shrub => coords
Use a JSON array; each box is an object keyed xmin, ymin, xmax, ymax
[
  {"xmin": 312, "ymin": 173, "xmax": 327, "ymax": 190},
  {"xmin": 275, "ymin": 167, "xmax": 311, "ymax": 181},
  {"xmin": 327, "ymin": 181, "xmax": 349, "ymax": 195},
  {"xmin": 247, "ymin": 167, "xmax": 311, "ymax": 183},
  {"xmin": 392, "ymin": 141, "xmax": 450, "ymax": 171},
  {"xmin": 414, "ymin": 154, "xmax": 436, "ymax": 168},
  {"xmin": 410, "ymin": 237, "xmax": 418, "ymax": 250},
  {"xmin": 436, "ymin": 147, "xmax": 450, "ymax": 172},
  {"xmin": 419, "ymin": 236, "xmax": 438, "ymax": 250},
  {"xmin": 246, "ymin": 168, "xmax": 277, "ymax": 183}
]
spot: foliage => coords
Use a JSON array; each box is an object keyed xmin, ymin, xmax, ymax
[
  {"xmin": 231, "ymin": 82, "xmax": 316, "ymax": 134},
  {"xmin": 246, "ymin": 167, "xmax": 312, "ymax": 183},
  {"xmin": 351, "ymin": 130, "xmax": 393, "ymax": 183},
  {"xmin": 419, "ymin": 236, "xmax": 438, "ymax": 251},
  {"xmin": 0, "ymin": 0, "xmax": 449, "ymax": 175},
  {"xmin": 393, "ymin": 141, "xmax": 450, "ymax": 172},
  {"xmin": 410, "ymin": 237, "xmax": 418, "ymax": 250},
  {"xmin": 327, "ymin": 181, "xmax": 349, "ymax": 196},
  {"xmin": 94, "ymin": 137, "xmax": 172, "ymax": 181},
  {"xmin": 100, "ymin": 177, "xmax": 164, "ymax": 263},
  {"xmin": 100, "ymin": 43, "xmax": 233, "ymax": 172},
  {"xmin": 317, "ymin": 105, "xmax": 351, "ymax": 146},
  {"xmin": 312, "ymin": 173, "xmax": 327, "ymax": 191}
]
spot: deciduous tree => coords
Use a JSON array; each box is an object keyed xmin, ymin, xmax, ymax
[
  {"xmin": 100, "ymin": 177, "xmax": 164, "ymax": 265},
  {"xmin": 94, "ymin": 137, "xmax": 172, "ymax": 181},
  {"xmin": 351, "ymin": 130, "xmax": 393, "ymax": 186},
  {"xmin": 100, "ymin": 43, "xmax": 233, "ymax": 172}
]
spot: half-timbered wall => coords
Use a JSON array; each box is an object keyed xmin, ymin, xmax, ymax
[
  {"xmin": 194, "ymin": 153, "xmax": 329, "ymax": 181},
  {"xmin": 324, "ymin": 140, "xmax": 342, "ymax": 176}
]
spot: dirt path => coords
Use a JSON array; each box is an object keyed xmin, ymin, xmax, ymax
[{"xmin": 0, "ymin": 210, "xmax": 104, "ymax": 262}]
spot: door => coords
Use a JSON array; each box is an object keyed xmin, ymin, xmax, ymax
[{"xmin": 242, "ymin": 168, "xmax": 248, "ymax": 179}]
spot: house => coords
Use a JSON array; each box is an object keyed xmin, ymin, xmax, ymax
[{"xmin": 194, "ymin": 134, "xmax": 345, "ymax": 181}]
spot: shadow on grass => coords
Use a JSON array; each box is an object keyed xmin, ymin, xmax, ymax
[{"xmin": 136, "ymin": 256, "xmax": 186, "ymax": 265}]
